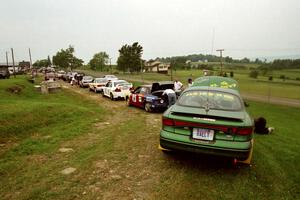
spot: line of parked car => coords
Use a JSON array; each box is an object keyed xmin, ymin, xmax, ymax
[
  {"xmin": 56, "ymin": 70, "xmax": 176, "ymax": 112},
  {"xmin": 54, "ymin": 70, "xmax": 254, "ymax": 164}
]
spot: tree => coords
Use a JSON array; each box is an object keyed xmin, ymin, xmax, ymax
[
  {"xmin": 117, "ymin": 42, "xmax": 143, "ymax": 73},
  {"xmin": 249, "ymin": 70, "xmax": 259, "ymax": 78},
  {"xmin": 52, "ymin": 45, "xmax": 83, "ymax": 70},
  {"xmin": 241, "ymin": 57, "xmax": 250, "ymax": 63},
  {"xmin": 89, "ymin": 52, "xmax": 109, "ymax": 71},
  {"xmin": 33, "ymin": 59, "xmax": 49, "ymax": 68}
]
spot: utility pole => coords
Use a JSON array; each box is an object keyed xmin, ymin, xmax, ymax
[
  {"xmin": 211, "ymin": 28, "xmax": 215, "ymax": 55},
  {"xmin": 140, "ymin": 59, "xmax": 144, "ymax": 84},
  {"xmin": 11, "ymin": 48, "xmax": 16, "ymax": 78},
  {"xmin": 170, "ymin": 62, "xmax": 173, "ymax": 81},
  {"xmin": 216, "ymin": 49, "xmax": 224, "ymax": 75},
  {"xmin": 5, "ymin": 51, "xmax": 9, "ymax": 66},
  {"xmin": 29, "ymin": 48, "xmax": 32, "ymax": 69},
  {"xmin": 109, "ymin": 58, "xmax": 112, "ymax": 74}
]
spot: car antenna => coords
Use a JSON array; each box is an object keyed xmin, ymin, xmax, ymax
[{"xmin": 205, "ymin": 76, "xmax": 210, "ymax": 114}]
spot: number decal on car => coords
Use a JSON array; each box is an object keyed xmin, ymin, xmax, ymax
[{"xmin": 132, "ymin": 94, "xmax": 137, "ymax": 102}]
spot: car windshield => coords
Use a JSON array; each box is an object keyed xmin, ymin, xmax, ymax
[{"xmin": 178, "ymin": 90, "xmax": 242, "ymax": 111}]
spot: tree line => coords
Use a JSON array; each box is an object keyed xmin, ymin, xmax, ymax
[
  {"xmin": 33, "ymin": 43, "xmax": 143, "ymax": 73},
  {"xmin": 157, "ymin": 54, "xmax": 264, "ymax": 64},
  {"xmin": 258, "ymin": 59, "xmax": 300, "ymax": 70}
]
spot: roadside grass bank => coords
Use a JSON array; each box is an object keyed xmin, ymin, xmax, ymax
[
  {"xmin": 0, "ymin": 76, "xmax": 299, "ymax": 199},
  {"xmin": 0, "ymin": 76, "xmax": 107, "ymax": 199}
]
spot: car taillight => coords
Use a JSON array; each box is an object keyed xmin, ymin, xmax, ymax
[
  {"xmin": 97, "ymin": 85, "xmax": 101, "ymax": 87},
  {"xmin": 236, "ymin": 127, "xmax": 253, "ymax": 135},
  {"xmin": 162, "ymin": 118, "xmax": 174, "ymax": 126},
  {"xmin": 164, "ymin": 119, "xmax": 253, "ymax": 135},
  {"xmin": 115, "ymin": 88, "xmax": 121, "ymax": 92}
]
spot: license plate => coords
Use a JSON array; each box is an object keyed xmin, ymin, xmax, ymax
[{"xmin": 192, "ymin": 128, "xmax": 214, "ymax": 141}]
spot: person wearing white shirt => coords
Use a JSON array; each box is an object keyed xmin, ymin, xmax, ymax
[
  {"xmin": 174, "ymin": 80, "xmax": 183, "ymax": 91},
  {"xmin": 162, "ymin": 89, "xmax": 176, "ymax": 107}
]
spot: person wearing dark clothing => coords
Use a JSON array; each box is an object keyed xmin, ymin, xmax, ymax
[{"xmin": 254, "ymin": 117, "xmax": 274, "ymax": 134}]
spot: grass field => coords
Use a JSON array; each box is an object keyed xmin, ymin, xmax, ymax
[{"xmin": 0, "ymin": 76, "xmax": 299, "ymax": 199}]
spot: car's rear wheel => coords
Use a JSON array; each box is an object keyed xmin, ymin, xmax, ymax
[
  {"xmin": 110, "ymin": 93, "xmax": 115, "ymax": 101},
  {"xmin": 127, "ymin": 98, "xmax": 131, "ymax": 106},
  {"xmin": 144, "ymin": 103, "xmax": 152, "ymax": 112}
]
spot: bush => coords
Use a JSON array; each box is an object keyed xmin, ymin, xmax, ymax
[
  {"xmin": 230, "ymin": 71, "xmax": 234, "ymax": 77},
  {"xmin": 268, "ymin": 76, "xmax": 273, "ymax": 81},
  {"xmin": 249, "ymin": 70, "xmax": 259, "ymax": 78},
  {"xmin": 279, "ymin": 75, "xmax": 286, "ymax": 80},
  {"xmin": 296, "ymin": 77, "xmax": 300, "ymax": 81}
]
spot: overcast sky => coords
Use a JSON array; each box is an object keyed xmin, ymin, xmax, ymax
[{"xmin": 1, "ymin": 0, "xmax": 300, "ymax": 63}]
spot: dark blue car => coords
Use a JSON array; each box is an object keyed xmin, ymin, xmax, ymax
[{"xmin": 128, "ymin": 81, "xmax": 175, "ymax": 112}]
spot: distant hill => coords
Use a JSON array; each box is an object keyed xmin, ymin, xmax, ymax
[{"xmin": 256, "ymin": 54, "xmax": 300, "ymax": 62}]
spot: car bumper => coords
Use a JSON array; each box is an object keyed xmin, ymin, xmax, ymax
[
  {"xmin": 112, "ymin": 91, "xmax": 130, "ymax": 99},
  {"xmin": 160, "ymin": 130, "xmax": 252, "ymax": 160},
  {"xmin": 95, "ymin": 87, "xmax": 103, "ymax": 92},
  {"xmin": 150, "ymin": 103, "xmax": 168, "ymax": 112},
  {"xmin": 82, "ymin": 83, "xmax": 90, "ymax": 87}
]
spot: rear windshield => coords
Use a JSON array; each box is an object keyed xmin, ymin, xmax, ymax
[
  {"xmin": 95, "ymin": 78, "xmax": 106, "ymax": 83},
  {"xmin": 114, "ymin": 81, "xmax": 128, "ymax": 87},
  {"xmin": 83, "ymin": 76, "xmax": 93, "ymax": 80},
  {"xmin": 178, "ymin": 90, "xmax": 242, "ymax": 111}
]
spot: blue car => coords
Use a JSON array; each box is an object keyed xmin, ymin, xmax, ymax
[{"xmin": 128, "ymin": 81, "xmax": 175, "ymax": 112}]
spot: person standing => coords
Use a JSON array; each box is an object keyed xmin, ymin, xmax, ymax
[
  {"xmin": 174, "ymin": 80, "xmax": 183, "ymax": 97},
  {"xmin": 188, "ymin": 78, "xmax": 193, "ymax": 87}
]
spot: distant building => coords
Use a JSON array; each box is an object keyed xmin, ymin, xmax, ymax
[
  {"xmin": 0, "ymin": 61, "xmax": 30, "ymax": 74},
  {"xmin": 19, "ymin": 61, "xmax": 30, "ymax": 71},
  {"xmin": 203, "ymin": 69, "xmax": 211, "ymax": 76},
  {"xmin": 144, "ymin": 60, "xmax": 170, "ymax": 74}
]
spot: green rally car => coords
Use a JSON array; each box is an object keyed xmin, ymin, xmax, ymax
[{"xmin": 160, "ymin": 76, "xmax": 254, "ymax": 161}]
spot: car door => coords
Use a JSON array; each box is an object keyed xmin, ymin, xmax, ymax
[
  {"xmin": 104, "ymin": 82, "xmax": 112, "ymax": 97},
  {"xmin": 136, "ymin": 87, "xmax": 148, "ymax": 108},
  {"xmin": 130, "ymin": 87, "xmax": 141, "ymax": 107}
]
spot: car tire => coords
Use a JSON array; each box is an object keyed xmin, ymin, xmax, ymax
[
  {"xmin": 127, "ymin": 98, "xmax": 131, "ymax": 106},
  {"xmin": 144, "ymin": 103, "xmax": 152, "ymax": 112},
  {"xmin": 94, "ymin": 88, "xmax": 97, "ymax": 93},
  {"xmin": 102, "ymin": 92, "xmax": 105, "ymax": 98},
  {"xmin": 110, "ymin": 93, "xmax": 115, "ymax": 101}
]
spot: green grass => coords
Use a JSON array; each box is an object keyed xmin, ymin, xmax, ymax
[
  {"xmin": 0, "ymin": 76, "xmax": 107, "ymax": 199},
  {"xmin": 0, "ymin": 76, "xmax": 299, "ymax": 199}
]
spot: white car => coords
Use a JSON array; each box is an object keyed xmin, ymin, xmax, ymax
[
  {"xmin": 103, "ymin": 75, "xmax": 118, "ymax": 81},
  {"xmin": 102, "ymin": 80, "xmax": 133, "ymax": 100},
  {"xmin": 79, "ymin": 76, "xmax": 94, "ymax": 87},
  {"xmin": 89, "ymin": 78, "xmax": 108, "ymax": 93}
]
